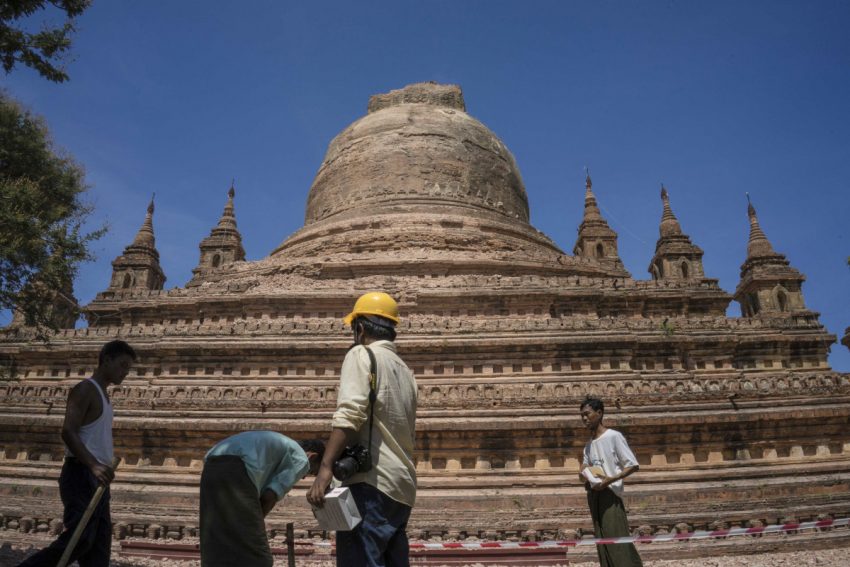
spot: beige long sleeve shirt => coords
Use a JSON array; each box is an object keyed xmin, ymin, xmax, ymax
[{"xmin": 332, "ymin": 340, "xmax": 417, "ymax": 507}]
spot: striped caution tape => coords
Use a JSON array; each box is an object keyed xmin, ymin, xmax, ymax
[{"xmin": 391, "ymin": 517, "xmax": 850, "ymax": 550}]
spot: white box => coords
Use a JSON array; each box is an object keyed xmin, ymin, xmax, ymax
[{"xmin": 312, "ymin": 487, "xmax": 362, "ymax": 531}]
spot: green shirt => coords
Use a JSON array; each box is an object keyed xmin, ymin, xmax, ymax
[{"xmin": 205, "ymin": 431, "xmax": 309, "ymax": 500}]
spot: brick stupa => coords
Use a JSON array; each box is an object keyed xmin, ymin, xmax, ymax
[{"xmin": 2, "ymin": 82, "xmax": 848, "ymax": 546}]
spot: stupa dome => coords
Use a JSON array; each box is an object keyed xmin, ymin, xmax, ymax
[
  {"xmin": 270, "ymin": 82, "xmax": 601, "ymax": 271},
  {"xmin": 303, "ymin": 82, "xmax": 530, "ymax": 226}
]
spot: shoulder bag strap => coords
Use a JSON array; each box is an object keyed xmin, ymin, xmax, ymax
[{"xmin": 364, "ymin": 347, "xmax": 378, "ymax": 461}]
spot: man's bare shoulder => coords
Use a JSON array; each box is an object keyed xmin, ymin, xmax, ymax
[
  {"xmin": 66, "ymin": 379, "xmax": 104, "ymax": 426},
  {"xmin": 68, "ymin": 380, "xmax": 97, "ymax": 402}
]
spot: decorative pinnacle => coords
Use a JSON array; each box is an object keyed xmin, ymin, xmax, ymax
[
  {"xmin": 579, "ymin": 172, "xmax": 604, "ymax": 224},
  {"xmin": 659, "ymin": 184, "xmax": 682, "ymax": 237},
  {"xmin": 217, "ymin": 182, "xmax": 238, "ymax": 229},
  {"xmin": 746, "ymin": 196, "xmax": 777, "ymax": 258},
  {"xmin": 133, "ymin": 194, "xmax": 156, "ymax": 247},
  {"xmin": 746, "ymin": 192, "xmax": 757, "ymax": 219}
]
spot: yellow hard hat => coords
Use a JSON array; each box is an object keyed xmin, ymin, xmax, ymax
[{"xmin": 343, "ymin": 292, "xmax": 400, "ymax": 326}]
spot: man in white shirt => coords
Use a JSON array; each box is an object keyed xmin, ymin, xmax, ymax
[
  {"xmin": 307, "ymin": 292, "xmax": 417, "ymax": 567},
  {"xmin": 579, "ymin": 396, "xmax": 644, "ymax": 567}
]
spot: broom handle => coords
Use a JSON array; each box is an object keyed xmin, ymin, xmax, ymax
[{"xmin": 56, "ymin": 456, "xmax": 120, "ymax": 567}]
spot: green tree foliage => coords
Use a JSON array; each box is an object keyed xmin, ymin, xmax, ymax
[
  {"xmin": 1, "ymin": 0, "xmax": 91, "ymax": 83},
  {"xmin": 1, "ymin": 91, "xmax": 104, "ymax": 333}
]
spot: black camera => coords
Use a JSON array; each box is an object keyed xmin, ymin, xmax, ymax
[{"xmin": 332, "ymin": 444, "xmax": 371, "ymax": 481}]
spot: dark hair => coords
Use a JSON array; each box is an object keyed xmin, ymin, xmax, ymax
[
  {"xmin": 580, "ymin": 396, "xmax": 604, "ymax": 413},
  {"xmin": 354, "ymin": 316, "xmax": 397, "ymax": 342},
  {"xmin": 98, "ymin": 340, "xmax": 137, "ymax": 366},
  {"xmin": 299, "ymin": 439, "xmax": 326, "ymax": 460}
]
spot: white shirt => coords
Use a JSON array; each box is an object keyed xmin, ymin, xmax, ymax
[
  {"xmin": 582, "ymin": 429, "xmax": 638, "ymax": 497},
  {"xmin": 333, "ymin": 341, "xmax": 417, "ymax": 507}
]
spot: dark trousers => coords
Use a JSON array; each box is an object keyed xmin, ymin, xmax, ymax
[
  {"xmin": 587, "ymin": 488, "xmax": 643, "ymax": 567},
  {"xmin": 200, "ymin": 455, "xmax": 272, "ymax": 567},
  {"xmin": 336, "ymin": 482, "xmax": 412, "ymax": 567},
  {"xmin": 17, "ymin": 459, "xmax": 112, "ymax": 567}
]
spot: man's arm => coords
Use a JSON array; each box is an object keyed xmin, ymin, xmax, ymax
[
  {"xmin": 61, "ymin": 382, "xmax": 114, "ymax": 485},
  {"xmin": 308, "ymin": 348, "xmax": 371, "ymax": 507},
  {"xmin": 591, "ymin": 464, "xmax": 638, "ymax": 491},
  {"xmin": 306, "ymin": 427, "xmax": 358, "ymax": 507},
  {"xmin": 578, "ymin": 447, "xmax": 591, "ymax": 483},
  {"xmin": 260, "ymin": 489, "xmax": 278, "ymax": 517}
]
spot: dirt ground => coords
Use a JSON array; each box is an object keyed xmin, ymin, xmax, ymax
[{"xmin": 2, "ymin": 542, "xmax": 849, "ymax": 567}]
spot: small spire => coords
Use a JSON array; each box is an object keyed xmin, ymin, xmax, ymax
[
  {"xmin": 581, "ymin": 172, "xmax": 603, "ymax": 222},
  {"xmin": 745, "ymin": 197, "xmax": 777, "ymax": 258},
  {"xmin": 735, "ymin": 193, "xmax": 806, "ymax": 316},
  {"xmin": 190, "ymin": 182, "xmax": 246, "ymax": 281},
  {"xmin": 107, "ymin": 192, "xmax": 165, "ymax": 292},
  {"xmin": 572, "ymin": 173, "xmax": 627, "ymax": 274},
  {"xmin": 132, "ymin": 194, "xmax": 156, "ymax": 247},
  {"xmin": 659, "ymin": 184, "xmax": 682, "ymax": 237},
  {"xmin": 217, "ymin": 183, "xmax": 237, "ymax": 229}
]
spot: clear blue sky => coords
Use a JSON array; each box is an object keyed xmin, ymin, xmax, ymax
[{"xmin": 4, "ymin": 1, "xmax": 849, "ymax": 370}]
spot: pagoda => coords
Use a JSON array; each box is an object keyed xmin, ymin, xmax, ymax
[{"xmin": 1, "ymin": 83, "xmax": 847, "ymax": 547}]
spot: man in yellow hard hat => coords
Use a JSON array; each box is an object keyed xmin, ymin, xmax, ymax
[{"xmin": 308, "ymin": 292, "xmax": 418, "ymax": 567}]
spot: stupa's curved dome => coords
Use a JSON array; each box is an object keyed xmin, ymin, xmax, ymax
[
  {"xmin": 271, "ymin": 82, "xmax": 616, "ymax": 274},
  {"xmin": 303, "ymin": 82, "xmax": 530, "ymax": 225}
]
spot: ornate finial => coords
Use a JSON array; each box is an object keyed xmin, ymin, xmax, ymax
[
  {"xmin": 658, "ymin": 184, "xmax": 681, "ymax": 237},
  {"xmin": 573, "ymin": 170, "xmax": 623, "ymax": 269},
  {"xmin": 578, "ymin": 170, "xmax": 605, "ymax": 224},
  {"xmin": 748, "ymin": 196, "xmax": 761, "ymax": 227},
  {"xmin": 132, "ymin": 193, "xmax": 156, "ymax": 248},
  {"xmin": 216, "ymin": 181, "xmax": 238, "ymax": 229},
  {"xmin": 747, "ymin": 193, "xmax": 756, "ymax": 219},
  {"xmin": 745, "ymin": 194, "xmax": 777, "ymax": 257},
  {"xmin": 191, "ymin": 180, "xmax": 245, "ymax": 279}
]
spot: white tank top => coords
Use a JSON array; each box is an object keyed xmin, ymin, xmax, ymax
[{"xmin": 65, "ymin": 378, "xmax": 114, "ymax": 465}]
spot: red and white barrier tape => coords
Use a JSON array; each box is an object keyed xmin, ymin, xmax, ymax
[{"xmin": 397, "ymin": 517, "xmax": 850, "ymax": 550}]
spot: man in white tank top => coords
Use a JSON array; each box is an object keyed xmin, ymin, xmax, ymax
[{"xmin": 18, "ymin": 340, "xmax": 136, "ymax": 567}]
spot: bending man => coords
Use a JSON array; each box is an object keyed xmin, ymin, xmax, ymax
[{"xmin": 200, "ymin": 431, "xmax": 324, "ymax": 567}]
